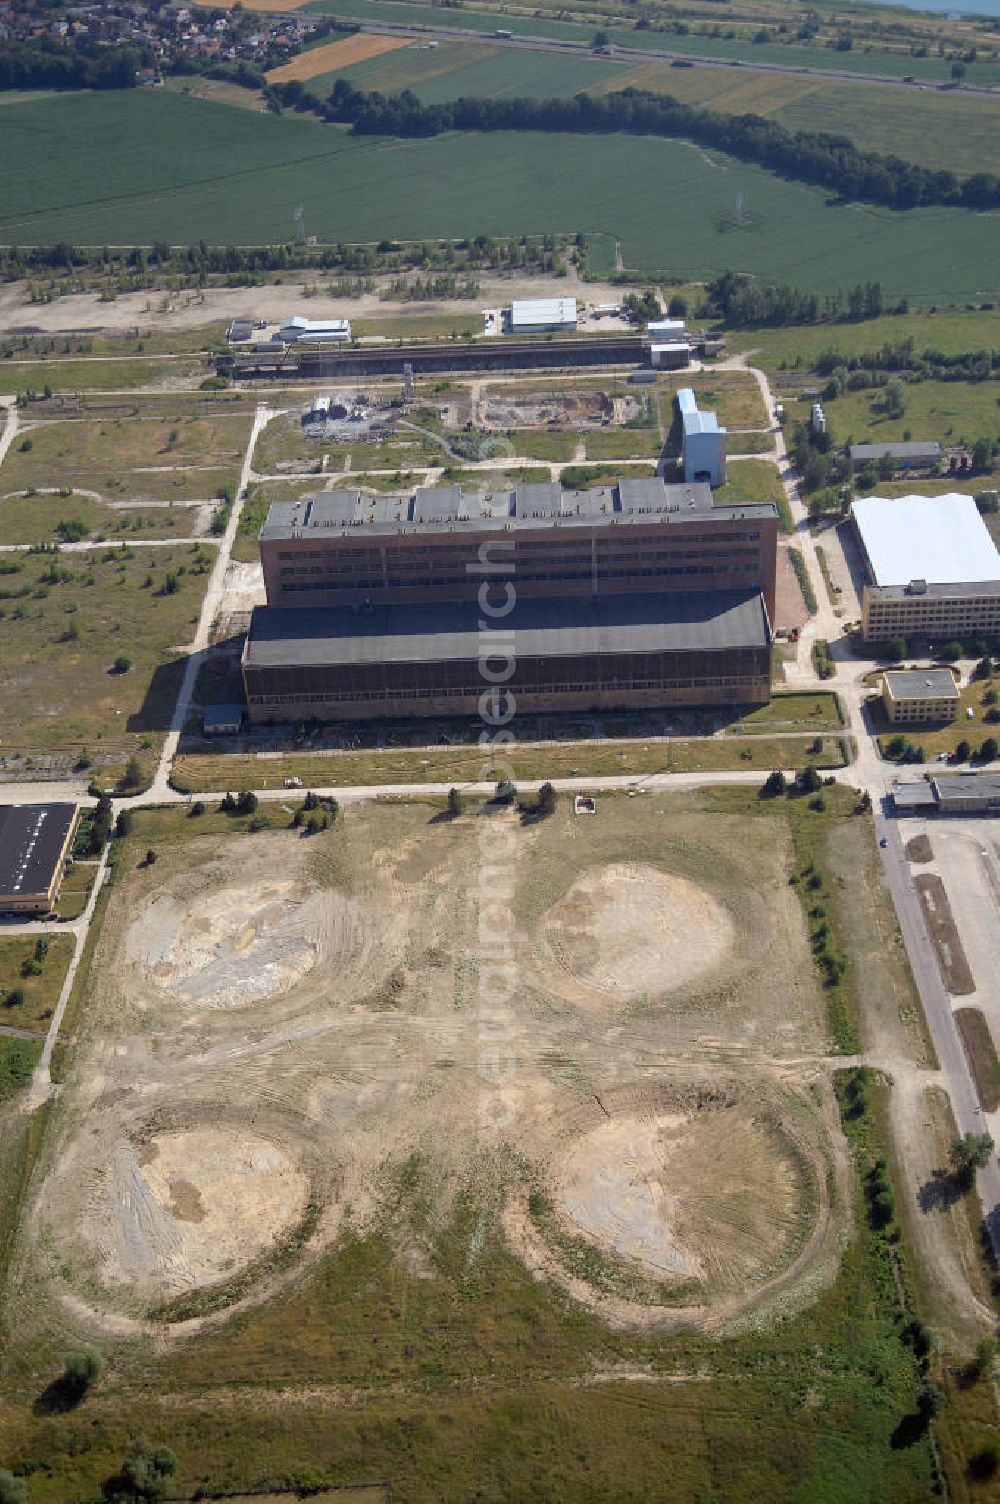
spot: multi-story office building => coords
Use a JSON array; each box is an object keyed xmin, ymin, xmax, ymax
[{"xmin": 852, "ymin": 494, "xmax": 1000, "ymax": 643}]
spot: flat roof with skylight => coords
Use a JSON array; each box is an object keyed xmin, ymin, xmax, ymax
[{"xmin": 852, "ymin": 493, "xmax": 1000, "ymax": 588}]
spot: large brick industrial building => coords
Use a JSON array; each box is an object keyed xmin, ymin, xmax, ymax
[{"xmin": 243, "ymin": 477, "xmax": 778, "ymax": 723}]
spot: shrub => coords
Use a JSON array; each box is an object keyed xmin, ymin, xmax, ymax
[
  {"xmin": 0, "ymin": 1471, "xmax": 28, "ymax": 1504},
  {"xmin": 55, "ymin": 518, "xmax": 88, "ymax": 543},
  {"xmin": 760, "ymin": 769, "xmax": 787, "ymax": 798},
  {"xmin": 121, "ymin": 758, "xmax": 144, "ymax": 790},
  {"xmin": 536, "ymin": 782, "xmax": 557, "ymax": 818},
  {"xmin": 63, "ymin": 1345, "xmax": 104, "ymax": 1397},
  {"xmin": 447, "ymin": 787, "xmax": 462, "ymax": 818},
  {"xmin": 145, "ymin": 849, "xmax": 157, "ymax": 867},
  {"xmin": 112, "ymin": 654, "xmax": 132, "ymax": 674}
]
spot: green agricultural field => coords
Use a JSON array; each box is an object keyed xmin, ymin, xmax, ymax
[
  {"xmin": 1, "ymin": 92, "xmax": 999, "ymax": 300},
  {"xmin": 0, "ymin": 543, "xmax": 211, "ymax": 783},
  {"xmin": 311, "ymin": 38, "xmax": 1000, "ymax": 182},
  {"xmin": 307, "ymin": 37, "xmax": 629, "ymax": 101},
  {"xmin": 303, "ymin": 0, "xmax": 1000, "ymax": 85}
]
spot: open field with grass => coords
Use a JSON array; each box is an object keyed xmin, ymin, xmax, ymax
[
  {"xmin": 0, "ymin": 492, "xmax": 204, "ymax": 546},
  {"xmin": 0, "ymin": 543, "xmax": 211, "ymax": 785},
  {"xmin": 3, "ymin": 354, "xmax": 207, "ymax": 394},
  {"xmin": 0, "ymin": 1038, "xmax": 41, "ymax": 1105},
  {"xmin": 0, "ymin": 410, "xmax": 248, "ymax": 530},
  {"xmin": 171, "ymin": 728, "xmax": 846, "ymax": 792},
  {"xmin": 0, "ymin": 786, "xmax": 955, "ymax": 1500},
  {"xmin": 734, "ymin": 309, "xmax": 1000, "ymax": 375},
  {"xmin": 0, "ymin": 936, "xmax": 74, "ymax": 1034},
  {"xmin": 714, "ymin": 457, "xmax": 785, "ymax": 508},
  {"xmin": 1, "ymin": 92, "xmax": 998, "ymax": 299},
  {"xmin": 819, "ymin": 378, "xmax": 1000, "ymax": 450},
  {"xmin": 660, "ymin": 371, "xmax": 771, "ymax": 433}
]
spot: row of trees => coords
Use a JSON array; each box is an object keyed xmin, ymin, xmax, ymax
[
  {"xmin": 312, "ymin": 80, "xmax": 1000, "ymax": 212},
  {"xmin": 0, "ymin": 232, "xmax": 576, "ymax": 288},
  {"xmin": 815, "ymin": 336, "xmax": 996, "ymax": 383}
]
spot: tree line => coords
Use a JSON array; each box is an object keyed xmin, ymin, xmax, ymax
[
  {"xmin": 282, "ymin": 79, "xmax": 1000, "ymax": 213},
  {"xmin": 703, "ymin": 269, "xmax": 886, "ymax": 327},
  {"xmin": 0, "ymin": 38, "xmax": 150, "ymax": 91}
]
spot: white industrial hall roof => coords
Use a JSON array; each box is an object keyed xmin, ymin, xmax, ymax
[
  {"xmin": 509, "ymin": 297, "xmax": 577, "ymax": 325},
  {"xmin": 851, "ymin": 493, "xmax": 1000, "ymax": 587}
]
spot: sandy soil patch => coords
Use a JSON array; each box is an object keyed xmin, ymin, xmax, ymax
[
  {"xmin": 541, "ymin": 862, "xmax": 734, "ymax": 1002},
  {"xmin": 267, "ymin": 33, "xmax": 411, "ymax": 84},
  {"xmin": 125, "ymin": 881, "xmax": 327, "ymax": 1009},
  {"xmin": 102, "ymin": 1126, "xmax": 309, "ymax": 1298},
  {"xmin": 556, "ymin": 1088, "xmax": 811, "ymax": 1294},
  {"xmin": 0, "ymin": 269, "xmax": 620, "ymax": 338},
  {"xmin": 506, "ymin": 1077, "xmax": 832, "ymax": 1332}
]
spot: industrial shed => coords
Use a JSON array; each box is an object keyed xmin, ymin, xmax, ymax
[
  {"xmin": 0, "ymin": 803, "xmax": 80, "ymax": 916},
  {"xmin": 508, "ymin": 298, "xmax": 578, "ymax": 333}
]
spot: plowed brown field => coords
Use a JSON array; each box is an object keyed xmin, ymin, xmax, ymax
[{"xmin": 267, "ymin": 33, "xmax": 412, "ymax": 83}]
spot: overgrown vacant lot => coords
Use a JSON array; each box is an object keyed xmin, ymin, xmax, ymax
[
  {"xmin": 0, "ymin": 789, "xmax": 944, "ymax": 1501},
  {"xmin": 1, "ymin": 411, "xmax": 248, "ymax": 508},
  {"xmin": 713, "ymin": 456, "xmax": 785, "ymax": 508},
  {"xmin": 0, "ymin": 543, "xmax": 210, "ymax": 781},
  {"xmin": 818, "ymin": 378, "xmax": 1000, "ymax": 449},
  {"xmin": 2, "ymin": 91, "xmax": 998, "ymax": 298},
  {"xmin": 0, "ymin": 936, "xmax": 74, "ymax": 1034},
  {"xmin": 0, "ymin": 491, "xmax": 203, "ymax": 545},
  {"xmin": 734, "ymin": 308, "xmax": 1000, "ymax": 373},
  {"xmin": 658, "ymin": 371, "xmax": 771, "ymax": 433},
  {"xmin": 3, "ymin": 355, "xmax": 207, "ymax": 394}
]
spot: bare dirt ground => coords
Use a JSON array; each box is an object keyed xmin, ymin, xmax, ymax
[
  {"xmin": 15, "ymin": 798, "xmax": 844, "ymax": 1346},
  {"xmin": 915, "ymin": 873, "xmax": 976, "ymax": 995},
  {"xmin": 773, "ymin": 544, "xmax": 809, "ymax": 635},
  {"xmin": 540, "ymin": 862, "xmax": 734, "ymax": 1003},
  {"xmin": 0, "ymin": 269, "xmax": 625, "ymax": 339},
  {"xmin": 905, "ymin": 833, "xmax": 934, "ymax": 863}
]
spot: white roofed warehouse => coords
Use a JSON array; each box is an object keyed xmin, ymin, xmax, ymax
[
  {"xmin": 279, "ymin": 316, "xmax": 351, "ymax": 344},
  {"xmin": 507, "ymin": 298, "xmax": 578, "ymax": 333},
  {"xmin": 851, "ymin": 493, "xmax": 1000, "ymax": 644}
]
